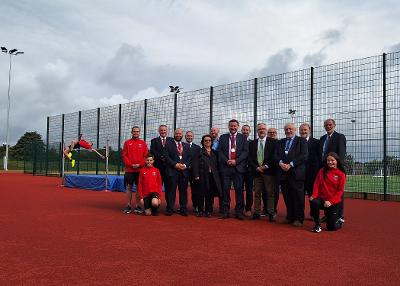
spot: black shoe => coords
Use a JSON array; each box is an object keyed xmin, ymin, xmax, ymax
[
  {"xmin": 196, "ymin": 211, "xmax": 203, "ymax": 217},
  {"xmin": 151, "ymin": 212, "xmax": 159, "ymax": 216},
  {"xmin": 204, "ymin": 212, "xmax": 211, "ymax": 218},
  {"xmin": 219, "ymin": 213, "xmax": 229, "ymax": 219},
  {"xmin": 180, "ymin": 211, "xmax": 188, "ymax": 217},
  {"xmin": 122, "ymin": 205, "xmax": 132, "ymax": 214},
  {"xmin": 311, "ymin": 224, "xmax": 322, "ymax": 233},
  {"xmin": 269, "ymin": 214, "xmax": 276, "ymax": 222},
  {"xmin": 235, "ymin": 213, "xmax": 244, "ymax": 220},
  {"xmin": 252, "ymin": 213, "xmax": 260, "ymax": 220},
  {"xmin": 260, "ymin": 210, "xmax": 267, "ymax": 217},
  {"xmin": 165, "ymin": 211, "xmax": 173, "ymax": 216}
]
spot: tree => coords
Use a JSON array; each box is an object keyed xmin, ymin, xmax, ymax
[{"xmin": 9, "ymin": 132, "xmax": 45, "ymax": 160}]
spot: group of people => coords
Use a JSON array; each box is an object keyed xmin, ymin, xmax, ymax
[{"xmin": 118, "ymin": 118, "xmax": 347, "ymax": 233}]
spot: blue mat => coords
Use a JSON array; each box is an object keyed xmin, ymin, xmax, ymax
[{"xmin": 64, "ymin": 175, "xmax": 129, "ymax": 192}]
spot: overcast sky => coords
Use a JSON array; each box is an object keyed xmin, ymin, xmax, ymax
[{"xmin": 1, "ymin": 0, "xmax": 400, "ymax": 144}]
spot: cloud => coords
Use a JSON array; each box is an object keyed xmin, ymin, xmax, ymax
[{"xmin": 250, "ymin": 48, "xmax": 297, "ymax": 78}]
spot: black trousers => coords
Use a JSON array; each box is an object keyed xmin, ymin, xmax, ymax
[
  {"xmin": 221, "ymin": 170, "xmax": 244, "ymax": 215},
  {"xmin": 197, "ymin": 173, "xmax": 217, "ymax": 214},
  {"xmin": 190, "ymin": 178, "xmax": 199, "ymax": 209},
  {"xmin": 338, "ymin": 194, "xmax": 345, "ymax": 218},
  {"xmin": 165, "ymin": 172, "xmax": 189, "ymax": 213},
  {"xmin": 243, "ymin": 172, "xmax": 253, "ymax": 211},
  {"xmin": 310, "ymin": 198, "xmax": 341, "ymax": 231},
  {"xmin": 280, "ymin": 179, "xmax": 305, "ymax": 222}
]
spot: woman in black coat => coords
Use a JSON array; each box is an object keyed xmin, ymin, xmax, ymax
[{"xmin": 193, "ymin": 134, "xmax": 222, "ymax": 217}]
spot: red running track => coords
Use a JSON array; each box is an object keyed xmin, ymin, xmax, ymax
[{"xmin": 0, "ymin": 172, "xmax": 399, "ymax": 285}]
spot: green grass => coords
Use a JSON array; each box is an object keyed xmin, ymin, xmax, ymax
[{"xmin": 346, "ymin": 175, "xmax": 400, "ymax": 195}]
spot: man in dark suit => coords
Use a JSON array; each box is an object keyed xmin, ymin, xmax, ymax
[
  {"xmin": 218, "ymin": 119, "xmax": 249, "ymax": 220},
  {"xmin": 241, "ymin": 124, "xmax": 253, "ymax": 217},
  {"xmin": 164, "ymin": 128, "xmax": 192, "ymax": 216},
  {"xmin": 299, "ymin": 123, "xmax": 320, "ymax": 197},
  {"xmin": 248, "ymin": 123, "xmax": 277, "ymax": 221},
  {"xmin": 275, "ymin": 123, "xmax": 308, "ymax": 227},
  {"xmin": 150, "ymin": 124, "xmax": 174, "ymax": 185},
  {"xmin": 319, "ymin": 118, "xmax": 347, "ymax": 222},
  {"xmin": 185, "ymin": 130, "xmax": 201, "ymax": 213}
]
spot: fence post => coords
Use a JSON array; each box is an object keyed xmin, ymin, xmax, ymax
[
  {"xmin": 96, "ymin": 108, "xmax": 100, "ymax": 175},
  {"xmin": 77, "ymin": 111, "xmax": 81, "ymax": 175},
  {"xmin": 61, "ymin": 114, "xmax": 65, "ymax": 177},
  {"xmin": 143, "ymin": 99, "xmax": 148, "ymax": 142},
  {"xmin": 32, "ymin": 142, "xmax": 37, "ymax": 175},
  {"xmin": 310, "ymin": 67, "xmax": 314, "ymax": 135},
  {"xmin": 383, "ymin": 53, "xmax": 387, "ymax": 200},
  {"xmin": 253, "ymin": 78, "xmax": 258, "ymax": 140},
  {"xmin": 117, "ymin": 104, "xmax": 122, "ymax": 175},
  {"xmin": 45, "ymin": 116, "xmax": 49, "ymax": 176},
  {"xmin": 209, "ymin": 86, "xmax": 213, "ymax": 130}
]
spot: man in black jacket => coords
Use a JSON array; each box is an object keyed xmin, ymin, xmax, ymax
[
  {"xmin": 218, "ymin": 119, "xmax": 249, "ymax": 220},
  {"xmin": 275, "ymin": 123, "xmax": 308, "ymax": 227}
]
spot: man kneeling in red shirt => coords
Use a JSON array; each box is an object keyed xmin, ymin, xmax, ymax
[{"xmin": 138, "ymin": 153, "xmax": 162, "ymax": 216}]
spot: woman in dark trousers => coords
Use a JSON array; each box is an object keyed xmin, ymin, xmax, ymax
[
  {"xmin": 309, "ymin": 152, "xmax": 346, "ymax": 233},
  {"xmin": 193, "ymin": 134, "xmax": 222, "ymax": 217}
]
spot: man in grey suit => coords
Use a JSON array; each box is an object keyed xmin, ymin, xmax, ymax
[
  {"xmin": 319, "ymin": 118, "xmax": 347, "ymax": 223},
  {"xmin": 218, "ymin": 119, "xmax": 249, "ymax": 220},
  {"xmin": 275, "ymin": 123, "xmax": 308, "ymax": 227}
]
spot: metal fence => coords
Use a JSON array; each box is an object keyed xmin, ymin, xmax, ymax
[{"xmin": 37, "ymin": 52, "xmax": 400, "ymax": 200}]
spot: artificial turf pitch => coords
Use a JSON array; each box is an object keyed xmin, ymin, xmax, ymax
[{"xmin": 1, "ymin": 172, "xmax": 399, "ymax": 285}]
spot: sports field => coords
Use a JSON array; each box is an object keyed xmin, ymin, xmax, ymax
[{"xmin": 1, "ymin": 172, "xmax": 399, "ymax": 285}]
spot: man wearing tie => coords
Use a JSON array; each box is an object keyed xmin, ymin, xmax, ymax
[
  {"xmin": 164, "ymin": 128, "xmax": 192, "ymax": 216},
  {"xmin": 319, "ymin": 118, "xmax": 347, "ymax": 223},
  {"xmin": 150, "ymin": 125, "xmax": 173, "ymax": 185},
  {"xmin": 248, "ymin": 123, "xmax": 277, "ymax": 221},
  {"xmin": 185, "ymin": 131, "xmax": 201, "ymax": 213},
  {"xmin": 275, "ymin": 123, "xmax": 308, "ymax": 227},
  {"xmin": 218, "ymin": 119, "xmax": 249, "ymax": 220}
]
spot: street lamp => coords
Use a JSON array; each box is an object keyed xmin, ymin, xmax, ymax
[
  {"xmin": 1, "ymin": 46, "xmax": 24, "ymax": 171},
  {"xmin": 288, "ymin": 109, "xmax": 296, "ymax": 122}
]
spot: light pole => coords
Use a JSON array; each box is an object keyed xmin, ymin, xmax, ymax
[
  {"xmin": 1, "ymin": 47, "xmax": 24, "ymax": 171},
  {"xmin": 288, "ymin": 109, "xmax": 296, "ymax": 122}
]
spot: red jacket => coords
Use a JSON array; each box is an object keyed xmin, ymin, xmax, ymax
[
  {"xmin": 122, "ymin": 138, "xmax": 148, "ymax": 173},
  {"xmin": 137, "ymin": 166, "xmax": 162, "ymax": 199},
  {"xmin": 312, "ymin": 168, "xmax": 346, "ymax": 205}
]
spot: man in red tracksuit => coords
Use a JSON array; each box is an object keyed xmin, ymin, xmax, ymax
[
  {"xmin": 138, "ymin": 153, "xmax": 163, "ymax": 216},
  {"xmin": 122, "ymin": 126, "xmax": 148, "ymax": 214}
]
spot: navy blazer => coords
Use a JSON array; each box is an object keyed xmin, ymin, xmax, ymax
[
  {"xmin": 164, "ymin": 140, "xmax": 192, "ymax": 177},
  {"xmin": 150, "ymin": 136, "xmax": 174, "ymax": 170},
  {"xmin": 319, "ymin": 131, "xmax": 346, "ymax": 163},
  {"xmin": 218, "ymin": 132, "xmax": 249, "ymax": 174},
  {"xmin": 274, "ymin": 135, "xmax": 308, "ymax": 181},
  {"xmin": 248, "ymin": 137, "xmax": 277, "ymax": 177}
]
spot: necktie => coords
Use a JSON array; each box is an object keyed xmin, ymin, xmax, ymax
[
  {"xmin": 322, "ymin": 135, "xmax": 330, "ymax": 159},
  {"xmin": 285, "ymin": 138, "xmax": 292, "ymax": 152},
  {"xmin": 162, "ymin": 138, "xmax": 166, "ymax": 147},
  {"xmin": 177, "ymin": 142, "xmax": 183, "ymax": 157},
  {"xmin": 257, "ymin": 140, "xmax": 264, "ymax": 165},
  {"xmin": 230, "ymin": 134, "xmax": 236, "ymax": 159}
]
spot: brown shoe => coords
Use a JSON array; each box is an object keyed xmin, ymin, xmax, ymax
[{"xmin": 292, "ymin": 220, "xmax": 303, "ymax": 227}]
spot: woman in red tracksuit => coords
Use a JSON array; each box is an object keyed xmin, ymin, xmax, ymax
[
  {"xmin": 310, "ymin": 152, "xmax": 346, "ymax": 233},
  {"xmin": 138, "ymin": 153, "xmax": 163, "ymax": 216}
]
